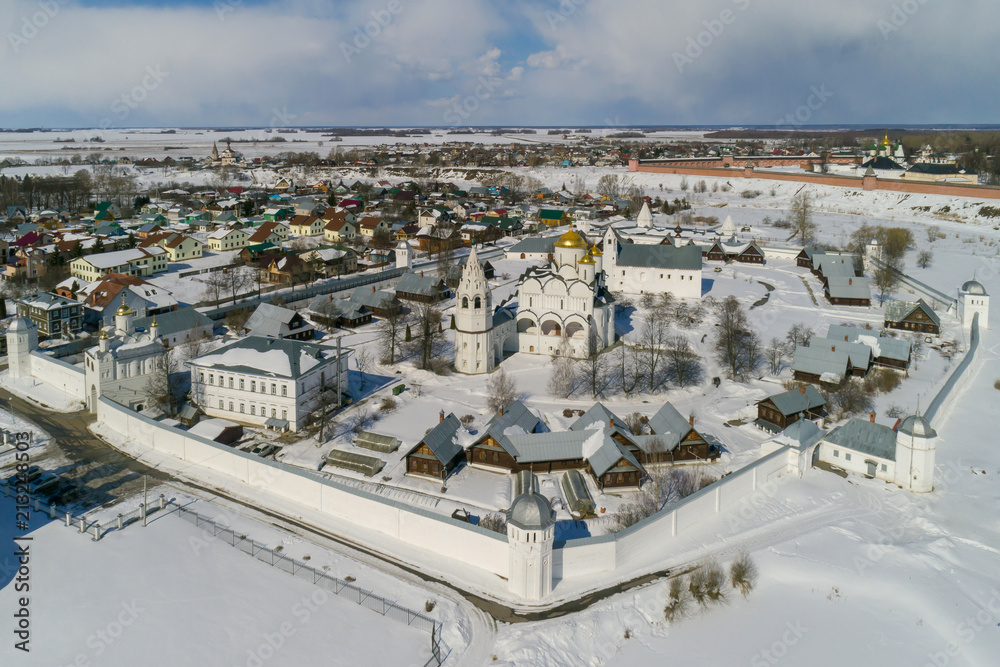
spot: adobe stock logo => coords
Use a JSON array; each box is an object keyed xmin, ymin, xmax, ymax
[
  {"xmin": 672, "ymin": 0, "xmax": 752, "ymax": 73},
  {"xmin": 776, "ymin": 85, "xmax": 834, "ymax": 128},
  {"xmin": 7, "ymin": 0, "xmax": 71, "ymax": 54}
]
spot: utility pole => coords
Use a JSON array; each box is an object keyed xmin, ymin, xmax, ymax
[
  {"xmin": 142, "ymin": 475, "xmax": 148, "ymax": 527},
  {"xmin": 336, "ymin": 336, "xmax": 342, "ymax": 410}
]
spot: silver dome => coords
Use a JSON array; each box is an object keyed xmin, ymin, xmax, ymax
[
  {"xmin": 962, "ymin": 280, "xmax": 987, "ymax": 296},
  {"xmin": 6, "ymin": 317, "xmax": 33, "ymax": 333},
  {"xmin": 898, "ymin": 415, "xmax": 937, "ymax": 439},
  {"xmin": 507, "ymin": 492, "xmax": 555, "ymax": 531}
]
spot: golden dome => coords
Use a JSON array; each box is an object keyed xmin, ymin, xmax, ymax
[
  {"xmin": 882, "ymin": 134, "xmax": 892, "ymax": 147},
  {"xmin": 588, "ymin": 244, "xmax": 603, "ymax": 257},
  {"xmin": 100, "ymin": 328, "xmax": 109, "ymax": 340},
  {"xmin": 556, "ymin": 229, "xmax": 588, "ymax": 249},
  {"xmin": 116, "ymin": 293, "xmax": 132, "ymax": 316},
  {"xmin": 578, "ymin": 254, "xmax": 595, "ymax": 265}
]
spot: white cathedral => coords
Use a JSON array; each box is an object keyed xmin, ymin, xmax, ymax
[
  {"xmin": 455, "ymin": 229, "xmax": 617, "ymax": 373},
  {"xmin": 84, "ymin": 295, "xmax": 167, "ymax": 411}
]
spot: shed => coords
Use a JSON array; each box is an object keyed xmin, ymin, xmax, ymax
[
  {"xmin": 355, "ymin": 431, "xmax": 400, "ymax": 454},
  {"xmin": 326, "ymin": 449, "xmax": 384, "ymax": 477},
  {"xmin": 188, "ymin": 418, "xmax": 244, "ymax": 446},
  {"xmin": 560, "ymin": 469, "xmax": 595, "ymax": 517}
]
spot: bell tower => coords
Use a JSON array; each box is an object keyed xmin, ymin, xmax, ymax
[{"xmin": 454, "ymin": 246, "xmax": 495, "ymax": 374}]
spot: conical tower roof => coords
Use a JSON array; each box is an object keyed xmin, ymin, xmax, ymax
[
  {"xmin": 636, "ymin": 201, "xmax": 653, "ymax": 227},
  {"xmin": 459, "ymin": 245, "xmax": 488, "ymax": 292}
]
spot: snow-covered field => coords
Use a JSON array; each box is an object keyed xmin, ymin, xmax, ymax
[{"xmin": 0, "ymin": 492, "xmax": 437, "ymax": 667}]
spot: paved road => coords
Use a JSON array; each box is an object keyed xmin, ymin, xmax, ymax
[{"xmin": 0, "ymin": 389, "xmax": 170, "ymax": 509}]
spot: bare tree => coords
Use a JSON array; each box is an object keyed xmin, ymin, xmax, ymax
[
  {"xmin": 225, "ymin": 308, "xmax": 250, "ymax": 335},
  {"xmin": 486, "ymin": 366, "xmax": 517, "ymax": 413},
  {"xmin": 313, "ymin": 379, "xmax": 340, "ymax": 443},
  {"xmin": 789, "ymin": 192, "xmax": 816, "ymax": 245},
  {"xmin": 765, "ymin": 337, "xmax": 787, "ymax": 376},
  {"xmin": 597, "ymin": 174, "xmax": 625, "ymax": 199},
  {"xmin": 916, "ymin": 249, "xmax": 933, "ymax": 269},
  {"xmin": 202, "ymin": 271, "xmax": 228, "ymax": 304},
  {"xmin": 411, "ymin": 304, "xmax": 445, "ymax": 372},
  {"xmin": 714, "ymin": 296, "xmax": 747, "ymax": 380},
  {"xmin": 786, "ymin": 323, "xmax": 814, "ymax": 349},
  {"xmin": 578, "ymin": 328, "xmax": 611, "ymax": 398},
  {"xmin": 547, "ymin": 337, "xmax": 577, "ymax": 399},
  {"xmin": 225, "ymin": 266, "xmax": 255, "ymax": 305},
  {"xmin": 873, "ymin": 255, "xmax": 902, "ymax": 305},
  {"xmin": 639, "ymin": 306, "xmax": 670, "ymax": 392},
  {"xmin": 615, "ymin": 344, "xmax": 645, "ymax": 397},
  {"xmin": 143, "ymin": 349, "xmax": 183, "ymax": 416},
  {"xmin": 377, "ymin": 304, "xmax": 405, "ymax": 365},
  {"xmin": 664, "ymin": 335, "xmax": 702, "ymax": 388},
  {"xmin": 355, "ymin": 347, "xmax": 373, "ymax": 390}
]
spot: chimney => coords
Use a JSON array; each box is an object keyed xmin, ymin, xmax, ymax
[
  {"xmin": 420, "ymin": 271, "xmax": 424, "ymax": 278},
  {"xmin": 371, "ymin": 286, "xmax": 375, "ymax": 293},
  {"xmin": 849, "ymin": 278, "xmax": 853, "ymax": 286},
  {"xmin": 831, "ymin": 346, "xmax": 836, "ymax": 352},
  {"xmin": 689, "ymin": 415, "xmax": 695, "ymax": 427},
  {"xmin": 869, "ymin": 411, "xmax": 876, "ymax": 423},
  {"xmin": 499, "ymin": 406, "xmax": 504, "ymax": 417},
  {"xmin": 439, "ymin": 410, "xmax": 445, "ymax": 423},
  {"xmin": 800, "ymin": 384, "xmax": 806, "ymax": 395},
  {"xmin": 844, "ymin": 335, "xmax": 848, "ymax": 342},
  {"xmin": 609, "ymin": 418, "xmax": 614, "ymax": 429}
]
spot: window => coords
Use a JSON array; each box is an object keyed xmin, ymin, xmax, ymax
[
  {"xmin": 239, "ymin": 379, "xmax": 245, "ymax": 390},
  {"xmin": 229, "ymin": 402, "xmax": 234, "ymax": 411},
  {"xmin": 271, "ymin": 383, "xmax": 276, "ymax": 395},
  {"xmin": 199, "ymin": 373, "xmax": 204, "ymax": 383},
  {"xmin": 250, "ymin": 405, "xmax": 256, "ymax": 415},
  {"xmin": 219, "ymin": 400, "xmax": 224, "ymax": 409},
  {"xmin": 271, "ymin": 408, "xmax": 276, "ymax": 418},
  {"xmin": 845, "ymin": 453, "xmax": 852, "ymax": 461},
  {"xmin": 209, "ymin": 374, "xmax": 214, "ymax": 385},
  {"xmin": 281, "ymin": 410, "xmax": 287, "ymax": 420},
  {"xmin": 281, "ymin": 385, "xmax": 287, "ymax": 397},
  {"xmin": 228, "ymin": 377, "xmax": 234, "ymax": 389},
  {"xmin": 833, "ymin": 450, "xmax": 839, "ymax": 457},
  {"xmin": 881, "ymin": 464, "xmax": 887, "ymax": 472},
  {"xmin": 240, "ymin": 404, "xmax": 245, "ymax": 413}
]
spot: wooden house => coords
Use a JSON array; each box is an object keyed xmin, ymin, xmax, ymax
[
  {"xmin": 884, "ymin": 300, "xmax": 940, "ymax": 335},
  {"xmin": 404, "ymin": 411, "xmax": 464, "ymax": 480},
  {"xmin": 756, "ymin": 385, "xmax": 826, "ymax": 433}
]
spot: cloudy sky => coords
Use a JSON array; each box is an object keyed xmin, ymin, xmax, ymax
[{"xmin": 1, "ymin": 0, "xmax": 997, "ymax": 128}]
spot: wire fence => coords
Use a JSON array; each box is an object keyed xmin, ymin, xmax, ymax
[
  {"xmin": 0, "ymin": 483, "xmax": 171, "ymax": 541},
  {"xmin": 175, "ymin": 506, "xmax": 446, "ymax": 666}
]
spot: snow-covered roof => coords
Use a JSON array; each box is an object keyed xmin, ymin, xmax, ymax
[{"xmin": 189, "ymin": 336, "xmax": 343, "ymax": 379}]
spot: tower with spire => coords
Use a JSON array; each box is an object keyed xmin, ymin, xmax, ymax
[{"xmin": 454, "ymin": 245, "xmax": 496, "ymax": 374}]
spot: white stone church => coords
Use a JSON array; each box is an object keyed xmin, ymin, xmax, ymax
[{"xmin": 455, "ymin": 222, "xmax": 705, "ymax": 372}]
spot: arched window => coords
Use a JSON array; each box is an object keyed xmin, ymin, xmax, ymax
[
  {"xmin": 462, "ymin": 297, "xmax": 469, "ymax": 308},
  {"xmin": 474, "ymin": 296, "xmax": 482, "ymax": 309}
]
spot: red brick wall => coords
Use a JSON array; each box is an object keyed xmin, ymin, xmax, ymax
[{"xmin": 630, "ymin": 163, "xmax": 1000, "ymax": 200}]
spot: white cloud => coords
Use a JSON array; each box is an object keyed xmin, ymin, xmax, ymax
[{"xmin": 0, "ymin": 0, "xmax": 997, "ymax": 126}]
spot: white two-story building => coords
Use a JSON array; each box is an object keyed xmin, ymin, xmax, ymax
[{"xmin": 188, "ymin": 336, "xmax": 351, "ymax": 432}]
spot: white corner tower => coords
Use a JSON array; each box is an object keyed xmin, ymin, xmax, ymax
[
  {"xmin": 958, "ymin": 280, "xmax": 989, "ymax": 330},
  {"xmin": 506, "ymin": 490, "xmax": 556, "ymax": 600},
  {"xmin": 454, "ymin": 246, "xmax": 495, "ymax": 374},
  {"xmin": 6, "ymin": 317, "xmax": 38, "ymax": 380},
  {"xmin": 893, "ymin": 414, "xmax": 937, "ymax": 493},
  {"xmin": 395, "ymin": 240, "xmax": 412, "ymax": 270},
  {"xmin": 636, "ymin": 201, "xmax": 653, "ymax": 229},
  {"xmin": 864, "ymin": 237, "xmax": 883, "ymax": 273}
]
